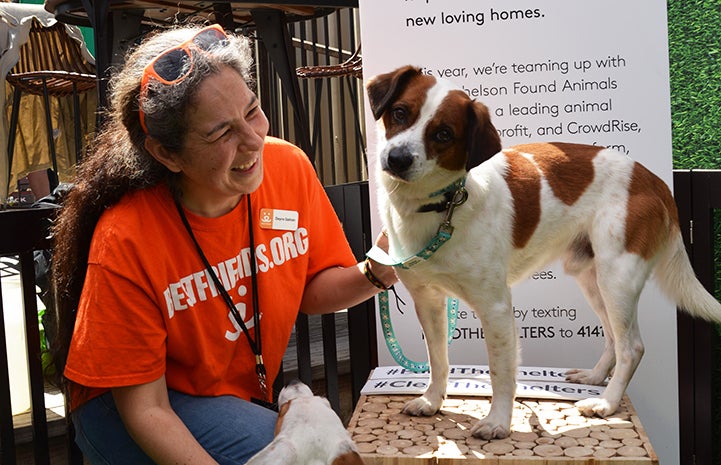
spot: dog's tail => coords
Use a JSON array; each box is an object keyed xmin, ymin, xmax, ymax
[{"xmin": 654, "ymin": 230, "xmax": 721, "ymax": 322}]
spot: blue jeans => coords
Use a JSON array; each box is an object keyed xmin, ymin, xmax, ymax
[{"xmin": 72, "ymin": 390, "xmax": 277, "ymax": 465}]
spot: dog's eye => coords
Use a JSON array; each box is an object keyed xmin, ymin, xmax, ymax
[
  {"xmin": 391, "ymin": 107, "xmax": 407, "ymax": 123},
  {"xmin": 434, "ymin": 127, "xmax": 454, "ymax": 143}
]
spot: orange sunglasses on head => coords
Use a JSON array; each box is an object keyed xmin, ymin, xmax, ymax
[{"xmin": 139, "ymin": 24, "xmax": 230, "ymax": 134}]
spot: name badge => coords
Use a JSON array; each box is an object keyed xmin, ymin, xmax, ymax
[{"xmin": 259, "ymin": 208, "xmax": 299, "ymax": 231}]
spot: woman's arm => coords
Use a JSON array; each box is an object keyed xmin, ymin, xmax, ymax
[
  {"xmin": 112, "ymin": 376, "xmax": 218, "ymax": 465},
  {"xmin": 300, "ymin": 232, "xmax": 397, "ymax": 315}
]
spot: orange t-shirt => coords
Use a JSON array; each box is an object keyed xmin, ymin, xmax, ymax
[{"xmin": 64, "ymin": 137, "xmax": 357, "ymax": 408}]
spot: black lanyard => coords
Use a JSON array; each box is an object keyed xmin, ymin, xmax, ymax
[{"xmin": 174, "ymin": 194, "xmax": 267, "ymax": 397}]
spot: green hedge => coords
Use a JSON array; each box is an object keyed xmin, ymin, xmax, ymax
[{"xmin": 668, "ymin": 0, "xmax": 721, "ymax": 169}]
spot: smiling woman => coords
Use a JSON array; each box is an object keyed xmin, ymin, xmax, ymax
[
  {"xmin": 48, "ymin": 23, "xmax": 397, "ymax": 465},
  {"xmin": 145, "ymin": 67, "xmax": 269, "ymax": 217}
]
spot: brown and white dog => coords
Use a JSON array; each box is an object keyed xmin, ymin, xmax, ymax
[
  {"xmin": 245, "ymin": 380, "xmax": 364, "ymax": 465},
  {"xmin": 366, "ymin": 65, "xmax": 721, "ymax": 439}
]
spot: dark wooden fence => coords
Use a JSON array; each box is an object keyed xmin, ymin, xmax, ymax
[
  {"xmin": 674, "ymin": 170, "xmax": 721, "ymax": 465},
  {"xmin": 254, "ymin": 7, "xmax": 367, "ymax": 186}
]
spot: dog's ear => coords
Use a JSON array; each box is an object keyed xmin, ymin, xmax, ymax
[
  {"xmin": 366, "ymin": 66, "xmax": 421, "ymax": 120},
  {"xmin": 274, "ymin": 400, "xmax": 292, "ymax": 436},
  {"xmin": 466, "ymin": 100, "xmax": 502, "ymax": 171}
]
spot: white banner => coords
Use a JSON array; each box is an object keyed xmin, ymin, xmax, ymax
[
  {"xmin": 359, "ymin": 1, "xmax": 677, "ymax": 463},
  {"xmin": 362, "ymin": 365, "xmax": 603, "ymax": 401}
]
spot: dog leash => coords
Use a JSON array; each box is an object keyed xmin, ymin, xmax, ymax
[
  {"xmin": 369, "ymin": 178, "xmax": 467, "ymax": 372},
  {"xmin": 378, "ymin": 288, "xmax": 458, "ymax": 372}
]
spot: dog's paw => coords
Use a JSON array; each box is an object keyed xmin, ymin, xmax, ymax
[
  {"xmin": 575, "ymin": 397, "xmax": 619, "ymax": 418},
  {"xmin": 565, "ymin": 368, "xmax": 608, "ymax": 386},
  {"xmin": 470, "ymin": 417, "xmax": 511, "ymax": 440},
  {"xmin": 402, "ymin": 395, "xmax": 442, "ymax": 416}
]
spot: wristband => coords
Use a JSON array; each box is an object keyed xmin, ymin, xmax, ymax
[{"xmin": 363, "ymin": 258, "xmax": 388, "ymax": 290}]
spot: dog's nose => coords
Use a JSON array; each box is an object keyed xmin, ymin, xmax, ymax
[{"xmin": 385, "ymin": 146, "xmax": 414, "ymax": 176}]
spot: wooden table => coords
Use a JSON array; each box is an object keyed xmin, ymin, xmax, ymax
[
  {"xmin": 348, "ymin": 394, "xmax": 658, "ymax": 464},
  {"xmin": 44, "ymin": 0, "xmax": 359, "ymax": 156}
]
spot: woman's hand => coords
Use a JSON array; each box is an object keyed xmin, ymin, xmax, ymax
[
  {"xmin": 299, "ymin": 230, "xmax": 398, "ymax": 315},
  {"xmin": 365, "ymin": 229, "xmax": 397, "ymax": 288}
]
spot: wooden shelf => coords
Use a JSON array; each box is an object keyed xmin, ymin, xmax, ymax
[{"xmin": 348, "ymin": 394, "xmax": 658, "ymax": 464}]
